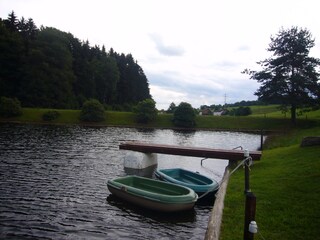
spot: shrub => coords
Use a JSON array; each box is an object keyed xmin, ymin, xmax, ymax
[
  {"xmin": 173, "ymin": 102, "xmax": 196, "ymax": 127},
  {"xmin": 0, "ymin": 96, "xmax": 22, "ymax": 117},
  {"xmin": 80, "ymin": 99, "xmax": 105, "ymax": 122},
  {"xmin": 42, "ymin": 110, "xmax": 60, "ymax": 121},
  {"xmin": 229, "ymin": 106, "xmax": 252, "ymax": 116},
  {"xmin": 134, "ymin": 99, "xmax": 157, "ymax": 123}
]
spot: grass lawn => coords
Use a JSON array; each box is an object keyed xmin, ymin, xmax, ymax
[
  {"xmin": 1, "ymin": 106, "xmax": 319, "ymax": 131},
  {"xmin": 220, "ymin": 127, "xmax": 320, "ymax": 240}
]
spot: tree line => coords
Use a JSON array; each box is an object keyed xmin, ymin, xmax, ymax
[{"xmin": 0, "ymin": 11, "xmax": 151, "ymax": 109}]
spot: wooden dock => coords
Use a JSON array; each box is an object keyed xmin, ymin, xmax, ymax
[
  {"xmin": 120, "ymin": 141, "xmax": 263, "ymax": 240},
  {"xmin": 119, "ymin": 141, "xmax": 262, "ymax": 161}
]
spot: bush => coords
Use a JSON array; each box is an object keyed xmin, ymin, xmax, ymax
[
  {"xmin": 80, "ymin": 99, "xmax": 106, "ymax": 122},
  {"xmin": 134, "ymin": 99, "xmax": 157, "ymax": 123},
  {"xmin": 0, "ymin": 96, "xmax": 22, "ymax": 117},
  {"xmin": 42, "ymin": 110, "xmax": 60, "ymax": 121},
  {"xmin": 173, "ymin": 102, "xmax": 196, "ymax": 127},
  {"xmin": 229, "ymin": 106, "xmax": 252, "ymax": 116}
]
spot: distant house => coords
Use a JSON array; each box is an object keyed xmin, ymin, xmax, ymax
[
  {"xmin": 199, "ymin": 108, "xmax": 213, "ymax": 115},
  {"xmin": 213, "ymin": 111, "xmax": 224, "ymax": 116}
]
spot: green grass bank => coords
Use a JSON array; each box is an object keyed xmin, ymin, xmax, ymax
[
  {"xmin": 1, "ymin": 106, "xmax": 319, "ymax": 131},
  {"xmin": 220, "ymin": 127, "xmax": 320, "ymax": 240}
]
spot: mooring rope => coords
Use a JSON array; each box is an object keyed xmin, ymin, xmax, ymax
[
  {"xmin": 212, "ymin": 156, "xmax": 253, "ymax": 196},
  {"xmin": 198, "ymin": 156, "xmax": 253, "ymax": 200},
  {"xmin": 229, "ymin": 156, "xmax": 253, "ymax": 177},
  {"xmin": 197, "ymin": 185, "xmax": 219, "ymax": 200}
]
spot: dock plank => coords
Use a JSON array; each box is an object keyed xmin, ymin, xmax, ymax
[{"xmin": 119, "ymin": 141, "xmax": 261, "ymax": 161}]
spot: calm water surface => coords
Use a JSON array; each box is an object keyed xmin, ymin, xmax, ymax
[{"xmin": 0, "ymin": 124, "xmax": 262, "ymax": 239}]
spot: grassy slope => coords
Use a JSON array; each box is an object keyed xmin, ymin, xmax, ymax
[
  {"xmin": 220, "ymin": 127, "xmax": 320, "ymax": 240},
  {"xmin": 1, "ymin": 106, "xmax": 319, "ymax": 130}
]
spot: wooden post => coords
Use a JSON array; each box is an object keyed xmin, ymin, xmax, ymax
[{"xmin": 243, "ymin": 192, "xmax": 256, "ymax": 240}]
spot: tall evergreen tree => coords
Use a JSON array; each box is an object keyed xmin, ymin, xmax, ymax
[
  {"xmin": 244, "ymin": 27, "xmax": 320, "ymax": 124},
  {"xmin": 4, "ymin": 11, "xmax": 19, "ymax": 32},
  {"xmin": 20, "ymin": 27, "xmax": 76, "ymax": 108},
  {"xmin": 18, "ymin": 17, "xmax": 38, "ymax": 54},
  {"xmin": 0, "ymin": 11, "xmax": 152, "ymax": 109},
  {"xmin": 112, "ymin": 52, "xmax": 151, "ymax": 104},
  {"xmin": 0, "ymin": 19, "xmax": 24, "ymax": 98}
]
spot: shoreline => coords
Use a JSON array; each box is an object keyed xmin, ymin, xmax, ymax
[{"xmin": 0, "ymin": 119, "xmax": 276, "ymax": 135}]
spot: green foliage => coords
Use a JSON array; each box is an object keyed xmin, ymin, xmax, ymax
[
  {"xmin": 111, "ymin": 52, "xmax": 151, "ymax": 105},
  {"xmin": 42, "ymin": 110, "xmax": 60, "ymax": 121},
  {"xmin": 134, "ymin": 99, "xmax": 157, "ymax": 123},
  {"xmin": 2, "ymin": 105, "xmax": 319, "ymax": 131},
  {"xmin": 0, "ymin": 96, "xmax": 22, "ymax": 117},
  {"xmin": 173, "ymin": 102, "xmax": 196, "ymax": 127},
  {"xmin": 0, "ymin": 12, "xmax": 151, "ymax": 110},
  {"xmin": 20, "ymin": 27, "xmax": 76, "ymax": 108},
  {"xmin": 227, "ymin": 106, "xmax": 252, "ymax": 116},
  {"xmin": 244, "ymin": 27, "xmax": 320, "ymax": 124},
  {"xmin": 221, "ymin": 127, "xmax": 320, "ymax": 239},
  {"xmin": 80, "ymin": 99, "xmax": 105, "ymax": 122},
  {"xmin": 166, "ymin": 102, "xmax": 177, "ymax": 113}
]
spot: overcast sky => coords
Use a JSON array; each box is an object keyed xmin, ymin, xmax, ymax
[{"xmin": 1, "ymin": 0, "xmax": 320, "ymax": 109}]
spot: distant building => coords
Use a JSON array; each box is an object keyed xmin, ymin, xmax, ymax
[
  {"xmin": 199, "ymin": 108, "xmax": 213, "ymax": 115},
  {"xmin": 213, "ymin": 111, "xmax": 224, "ymax": 116}
]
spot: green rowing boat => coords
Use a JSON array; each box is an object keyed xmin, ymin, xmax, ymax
[{"xmin": 107, "ymin": 175, "xmax": 198, "ymax": 212}]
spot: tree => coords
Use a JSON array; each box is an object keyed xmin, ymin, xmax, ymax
[
  {"xmin": 134, "ymin": 99, "xmax": 157, "ymax": 123},
  {"xmin": 244, "ymin": 27, "xmax": 320, "ymax": 124},
  {"xmin": 111, "ymin": 52, "xmax": 151, "ymax": 105},
  {"xmin": 173, "ymin": 102, "xmax": 196, "ymax": 127},
  {"xmin": 228, "ymin": 106, "xmax": 252, "ymax": 116},
  {"xmin": 80, "ymin": 99, "xmax": 105, "ymax": 122},
  {"xmin": 0, "ymin": 12, "xmax": 151, "ymax": 109},
  {"xmin": 0, "ymin": 19, "xmax": 24, "ymax": 98},
  {"xmin": 0, "ymin": 96, "xmax": 22, "ymax": 117},
  {"xmin": 90, "ymin": 54, "xmax": 119, "ymax": 105},
  {"xmin": 4, "ymin": 11, "xmax": 19, "ymax": 32},
  {"xmin": 167, "ymin": 102, "xmax": 176, "ymax": 113},
  {"xmin": 20, "ymin": 27, "xmax": 76, "ymax": 108}
]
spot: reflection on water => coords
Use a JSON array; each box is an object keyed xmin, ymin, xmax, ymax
[
  {"xmin": 124, "ymin": 165, "xmax": 158, "ymax": 177},
  {"xmin": 0, "ymin": 124, "xmax": 262, "ymax": 239},
  {"xmin": 106, "ymin": 194, "xmax": 197, "ymax": 223}
]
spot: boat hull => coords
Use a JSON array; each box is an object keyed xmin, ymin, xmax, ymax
[
  {"xmin": 107, "ymin": 176, "xmax": 198, "ymax": 212},
  {"xmin": 155, "ymin": 168, "xmax": 219, "ymax": 197}
]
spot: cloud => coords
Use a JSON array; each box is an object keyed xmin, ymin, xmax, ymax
[
  {"xmin": 237, "ymin": 45, "xmax": 251, "ymax": 52},
  {"xmin": 150, "ymin": 85, "xmax": 187, "ymax": 110},
  {"xmin": 149, "ymin": 33, "xmax": 185, "ymax": 57},
  {"xmin": 148, "ymin": 69, "xmax": 259, "ymax": 110}
]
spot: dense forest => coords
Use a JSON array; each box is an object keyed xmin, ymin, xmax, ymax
[{"xmin": 0, "ymin": 11, "xmax": 151, "ymax": 109}]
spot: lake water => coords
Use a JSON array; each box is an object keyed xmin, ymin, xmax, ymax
[{"xmin": 0, "ymin": 124, "xmax": 263, "ymax": 239}]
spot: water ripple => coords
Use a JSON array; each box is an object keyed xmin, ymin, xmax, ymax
[{"xmin": 0, "ymin": 123, "xmax": 261, "ymax": 239}]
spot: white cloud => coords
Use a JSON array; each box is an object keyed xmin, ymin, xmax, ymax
[
  {"xmin": 149, "ymin": 33, "xmax": 185, "ymax": 57},
  {"xmin": 150, "ymin": 85, "xmax": 187, "ymax": 110}
]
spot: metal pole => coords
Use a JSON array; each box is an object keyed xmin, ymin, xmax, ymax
[
  {"xmin": 260, "ymin": 130, "xmax": 263, "ymax": 151},
  {"xmin": 244, "ymin": 160, "xmax": 250, "ymax": 193}
]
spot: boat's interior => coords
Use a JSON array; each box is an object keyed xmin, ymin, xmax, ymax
[
  {"xmin": 162, "ymin": 169, "xmax": 213, "ymax": 185},
  {"xmin": 114, "ymin": 176, "xmax": 190, "ymax": 195}
]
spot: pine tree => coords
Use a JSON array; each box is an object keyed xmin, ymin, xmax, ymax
[{"xmin": 244, "ymin": 27, "xmax": 320, "ymax": 124}]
